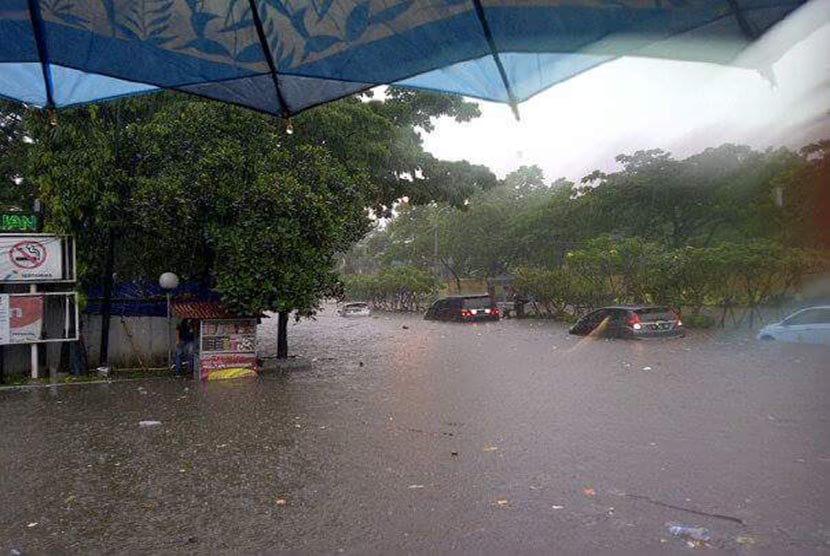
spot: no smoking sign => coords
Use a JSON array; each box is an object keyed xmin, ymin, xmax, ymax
[{"xmin": 9, "ymin": 240, "xmax": 48, "ymax": 269}]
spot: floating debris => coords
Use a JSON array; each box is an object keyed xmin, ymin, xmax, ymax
[{"xmin": 667, "ymin": 524, "xmax": 711, "ymax": 548}]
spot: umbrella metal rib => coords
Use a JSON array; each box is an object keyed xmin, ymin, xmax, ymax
[
  {"xmin": 725, "ymin": 0, "xmax": 760, "ymax": 40},
  {"xmin": 26, "ymin": 0, "xmax": 55, "ymax": 111},
  {"xmin": 471, "ymin": 0, "xmax": 521, "ymax": 121},
  {"xmin": 247, "ymin": 0, "xmax": 290, "ymax": 117}
]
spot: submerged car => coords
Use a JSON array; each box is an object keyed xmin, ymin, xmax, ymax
[
  {"xmin": 424, "ymin": 294, "xmax": 500, "ymax": 322},
  {"xmin": 757, "ymin": 306, "xmax": 830, "ymax": 345},
  {"xmin": 569, "ymin": 306, "xmax": 684, "ymax": 339},
  {"xmin": 339, "ymin": 302, "xmax": 371, "ymax": 317}
]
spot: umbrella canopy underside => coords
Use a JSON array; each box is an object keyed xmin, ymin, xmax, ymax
[{"xmin": 0, "ymin": 0, "xmax": 810, "ymax": 116}]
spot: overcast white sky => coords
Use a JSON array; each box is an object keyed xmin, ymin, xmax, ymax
[{"xmin": 422, "ymin": 0, "xmax": 830, "ymax": 182}]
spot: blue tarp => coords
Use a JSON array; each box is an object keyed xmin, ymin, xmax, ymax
[
  {"xmin": 0, "ymin": 0, "xmax": 810, "ymax": 116},
  {"xmin": 85, "ymin": 280, "xmax": 219, "ymax": 318}
]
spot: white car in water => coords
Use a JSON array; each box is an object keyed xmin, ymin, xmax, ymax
[
  {"xmin": 757, "ymin": 306, "xmax": 830, "ymax": 346},
  {"xmin": 338, "ymin": 302, "xmax": 371, "ymax": 317}
]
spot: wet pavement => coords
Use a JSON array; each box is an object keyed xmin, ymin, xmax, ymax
[{"xmin": 2, "ymin": 306, "xmax": 829, "ymax": 554}]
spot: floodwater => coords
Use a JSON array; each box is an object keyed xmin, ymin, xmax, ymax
[{"xmin": 1, "ymin": 306, "xmax": 829, "ymax": 553}]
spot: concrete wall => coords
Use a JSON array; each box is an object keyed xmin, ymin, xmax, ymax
[
  {"xmin": 1, "ymin": 315, "xmax": 171, "ymax": 378},
  {"xmin": 0, "ymin": 344, "xmax": 31, "ymax": 378},
  {"xmin": 82, "ymin": 314, "xmax": 170, "ymax": 370}
]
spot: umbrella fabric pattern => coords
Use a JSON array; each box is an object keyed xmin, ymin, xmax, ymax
[{"xmin": 0, "ymin": 0, "xmax": 809, "ymax": 116}]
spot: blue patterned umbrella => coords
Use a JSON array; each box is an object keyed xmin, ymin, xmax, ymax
[{"xmin": 0, "ymin": 0, "xmax": 810, "ymax": 117}]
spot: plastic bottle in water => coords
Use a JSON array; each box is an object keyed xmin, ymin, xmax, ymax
[{"xmin": 668, "ymin": 524, "xmax": 711, "ymax": 547}]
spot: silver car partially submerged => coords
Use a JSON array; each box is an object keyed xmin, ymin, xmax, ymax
[
  {"xmin": 757, "ymin": 306, "xmax": 830, "ymax": 346},
  {"xmin": 339, "ymin": 302, "xmax": 371, "ymax": 318}
]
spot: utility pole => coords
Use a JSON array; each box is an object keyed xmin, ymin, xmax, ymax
[
  {"xmin": 99, "ymin": 103, "xmax": 121, "ymax": 367},
  {"xmin": 434, "ymin": 222, "xmax": 439, "ymax": 277}
]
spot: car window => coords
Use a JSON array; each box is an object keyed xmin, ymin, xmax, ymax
[
  {"xmin": 585, "ymin": 310, "xmax": 607, "ymax": 324},
  {"xmin": 635, "ymin": 308, "xmax": 676, "ymax": 321},
  {"xmin": 786, "ymin": 309, "xmax": 830, "ymax": 325},
  {"xmin": 786, "ymin": 310, "xmax": 816, "ymax": 325},
  {"xmin": 608, "ymin": 309, "xmax": 628, "ymax": 323},
  {"xmin": 463, "ymin": 297, "xmax": 491, "ymax": 309}
]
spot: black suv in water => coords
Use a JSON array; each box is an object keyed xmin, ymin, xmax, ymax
[
  {"xmin": 569, "ymin": 305, "xmax": 683, "ymax": 339},
  {"xmin": 424, "ymin": 294, "xmax": 501, "ymax": 322}
]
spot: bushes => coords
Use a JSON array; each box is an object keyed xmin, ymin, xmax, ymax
[
  {"xmin": 681, "ymin": 313, "xmax": 715, "ymax": 329},
  {"xmin": 343, "ymin": 239, "xmax": 826, "ymax": 324},
  {"xmin": 342, "ymin": 266, "xmax": 439, "ymax": 312},
  {"xmin": 512, "ymin": 237, "xmax": 826, "ymax": 325}
]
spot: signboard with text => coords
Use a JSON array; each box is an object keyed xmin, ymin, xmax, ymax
[
  {"xmin": 0, "ymin": 294, "xmax": 44, "ymax": 345},
  {"xmin": 0, "ymin": 235, "xmax": 64, "ymax": 282},
  {"xmin": 198, "ymin": 319, "xmax": 259, "ymax": 380},
  {"xmin": 0, "ymin": 213, "xmax": 41, "ymax": 233}
]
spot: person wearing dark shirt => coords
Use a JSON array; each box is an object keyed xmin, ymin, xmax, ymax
[{"xmin": 175, "ymin": 319, "xmax": 196, "ymax": 376}]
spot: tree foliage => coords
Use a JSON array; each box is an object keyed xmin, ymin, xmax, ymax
[
  {"xmin": 346, "ymin": 143, "xmax": 830, "ymax": 325},
  {"xmin": 342, "ymin": 266, "xmax": 439, "ymax": 312},
  {"xmin": 3, "ymin": 89, "xmax": 494, "ymax": 356}
]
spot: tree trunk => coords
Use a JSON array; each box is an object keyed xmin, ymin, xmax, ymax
[
  {"xmin": 277, "ymin": 311, "xmax": 288, "ymax": 360},
  {"xmin": 441, "ymin": 258, "xmax": 462, "ymax": 293},
  {"xmin": 99, "ymin": 227, "xmax": 115, "ymax": 366},
  {"xmin": 100, "ymin": 104, "xmax": 121, "ymax": 368}
]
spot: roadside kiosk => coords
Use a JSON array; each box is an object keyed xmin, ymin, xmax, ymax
[{"xmin": 170, "ymin": 301, "xmax": 262, "ymax": 381}]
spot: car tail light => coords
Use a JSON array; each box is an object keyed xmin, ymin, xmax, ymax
[
  {"xmin": 629, "ymin": 313, "xmax": 642, "ymax": 330},
  {"xmin": 461, "ymin": 309, "xmax": 472, "ymax": 318},
  {"xmin": 492, "ymin": 308, "xmax": 500, "ymax": 316}
]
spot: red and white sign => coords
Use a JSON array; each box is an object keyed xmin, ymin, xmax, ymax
[
  {"xmin": 0, "ymin": 295, "xmax": 8, "ymax": 345},
  {"xmin": 0, "ymin": 294, "xmax": 44, "ymax": 345},
  {"xmin": 199, "ymin": 353, "xmax": 258, "ymax": 380},
  {"xmin": 0, "ymin": 235, "xmax": 64, "ymax": 282}
]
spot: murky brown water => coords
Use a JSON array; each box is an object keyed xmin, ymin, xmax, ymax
[{"xmin": 2, "ymin": 306, "xmax": 828, "ymax": 553}]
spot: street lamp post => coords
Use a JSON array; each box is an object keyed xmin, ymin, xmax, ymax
[{"xmin": 159, "ymin": 272, "xmax": 179, "ymax": 371}]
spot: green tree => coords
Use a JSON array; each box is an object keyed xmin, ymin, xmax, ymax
[
  {"xmin": 20, "ymin": 90, "xmax": 491, "ymax": 361},
  {"xmin": 0, "ymin": 100, "xmax": 32, "ymax": 207}
]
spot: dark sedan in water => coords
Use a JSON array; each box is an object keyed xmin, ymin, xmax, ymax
[
  {"xmin": 569, "ymin": 305, "xmax": 684, "ymax": 339},
  {"xmin": 424, "ymin": 294, "xmax": 501, "ymax": 322}
]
